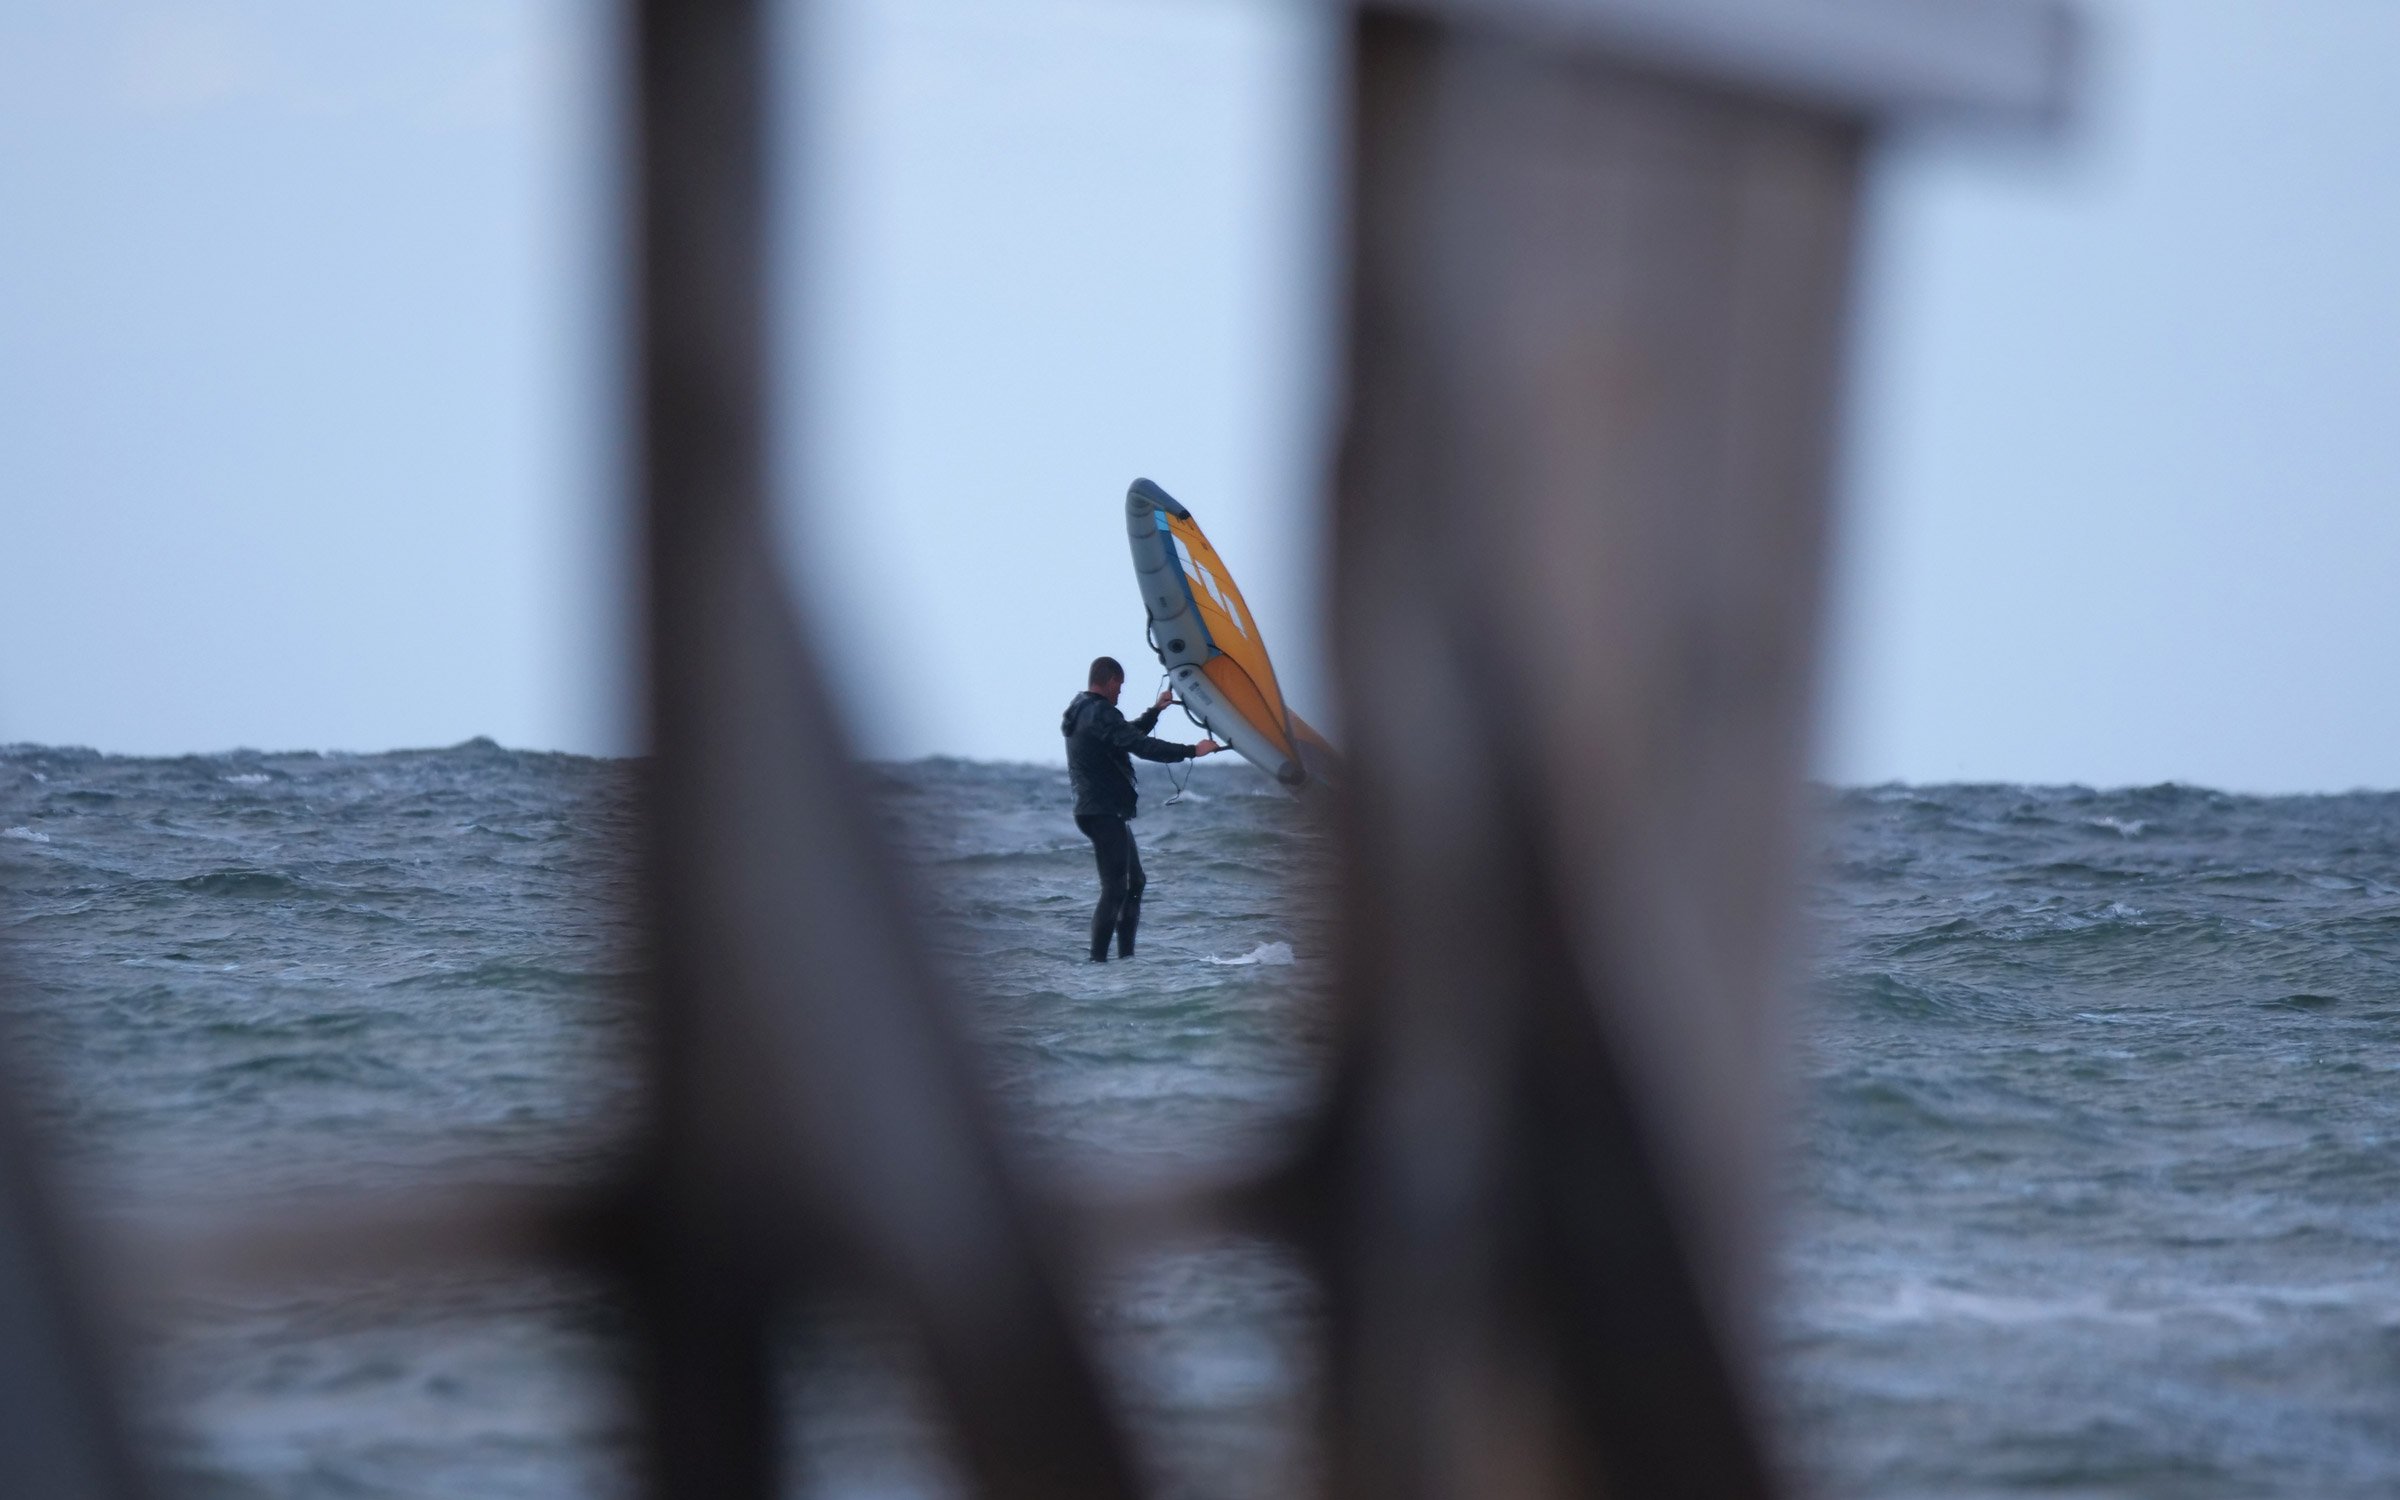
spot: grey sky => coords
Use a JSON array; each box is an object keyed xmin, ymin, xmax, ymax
[
  {"xmin": 3, "ymin": 0, "xmax": 2396, "ymax": 790},
  {"xmin": 1824, "ymin": 0, "xmax": 2400, "ymax": 792},
  {"xmin": 0, "ymin": 1, "xmax": 618, "ymax": 757}
]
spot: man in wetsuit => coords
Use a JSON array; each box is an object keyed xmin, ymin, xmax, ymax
[{"xmin": 1062, "ymin": 655, "xmax": 1219, "ymax": 961}]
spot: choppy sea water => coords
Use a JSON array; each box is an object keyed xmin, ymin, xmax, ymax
[
  {"xmin": 2, "ymin": 745, "xmax": 2395, "ymax": 1497},
  {"xmin": 1789, "ymin": 783, "xmax": 2400, "ymax": 1497}
]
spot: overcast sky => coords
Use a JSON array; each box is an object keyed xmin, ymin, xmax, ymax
[{"xmin": 3, "ymin": 0, "xmax": 2396, "ymax": 791}]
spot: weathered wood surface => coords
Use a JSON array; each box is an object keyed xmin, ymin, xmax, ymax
[{"xmin": 1321, "ymin": 13, "xmax": 1862, "ymax": 1495}]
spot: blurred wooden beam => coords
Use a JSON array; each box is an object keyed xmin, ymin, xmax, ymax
[
  {"xmin": 629, "ymin": 0, "xmax": 1146, "ymax": 1496},
  {"xmin": 1322, "ymin": 10, "xmax": 1869, "ymax": 1496},
  {"xmin": 1370, "ymin": 0, "xmax": 2076, "ymax": 124}
]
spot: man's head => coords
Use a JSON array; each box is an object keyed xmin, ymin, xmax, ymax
[{"xmin": 1088, "ymin": 655, "xmax": 1125, "ymax": 703}]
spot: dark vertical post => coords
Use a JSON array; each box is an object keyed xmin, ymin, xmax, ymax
[
  {"xmin": 1322, "ymin": 11, "xmax": 1869, "ymax": 1497},
  {"xmin": 630, "ymin": 0, "xmax": 780, "ymax": 1495},
  {"xmin": 628, "ymin": 1, "xmax": 1149, "ymax": 1496}
]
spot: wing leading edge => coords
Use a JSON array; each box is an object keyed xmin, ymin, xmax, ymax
[{"xmin": 1124, "ymin": 478, "xmax": 1341, "ymax": 790}]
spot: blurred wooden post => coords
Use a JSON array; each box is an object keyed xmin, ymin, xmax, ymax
[
  {"xmin": 0, "ymin": 1095, "xmax": 146, "ymax": 1500},
  {"xmin": 1320, "ymin": 3, "xmax": 2068, "ymax": 1496},
  {"xmin": 631, "ymin": 1, "xmax": 1145, "ymax": 1497}
]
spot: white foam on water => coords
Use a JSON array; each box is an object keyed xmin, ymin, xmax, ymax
[
  {"xmin": 222, "ymin": 773, "xmax": 271, "ymax": 786},
  {"xmin": 3, "ymin": 826, "xmax": 50, "ymax": 843},
  {"xmin": 1834, "ymin": 1276, "xmax": 2400, "ymax": 1335},
  {"xmin": 2088, "ymin": 815, "xmax": 2147, "ymax": 837},
  {"xmin": 1846, "ymin": 1279, "xmax": 2158, "ymax": 1330},
  {"xmin": 1207, "ymin": 942, "xmax": 1294, "ymax": 967}
]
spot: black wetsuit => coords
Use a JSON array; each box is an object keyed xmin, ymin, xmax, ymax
[{"xmin": 1062, "ymin": 690, "xmax": 1197, "ymax": 960}]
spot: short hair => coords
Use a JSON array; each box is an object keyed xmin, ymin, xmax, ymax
[{"xmin": 1088, "ymin": 655, "xmax": 1125, "ymax": 687}]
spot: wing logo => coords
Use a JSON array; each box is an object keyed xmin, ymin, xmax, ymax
[{"xmin": 1174, "ymin": 539, "xmax": 1249, "ymax": 640}]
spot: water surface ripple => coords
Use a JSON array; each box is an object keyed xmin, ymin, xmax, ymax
[{"xmin": 3, "ymin": 746, "xmax": 2394, "ymax": 1496}]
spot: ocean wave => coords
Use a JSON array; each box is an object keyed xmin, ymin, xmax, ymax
[
  {"xmin": 172, "ymin": 868, "xmax": 308, "ymax": 898},
  {"xmin": 1820, "ymin": 970, "xmax": 2018, "ymax": 1024},
  {"xmin": 379, "ymin": 960, "xmax": 628, "ymax": 996},
  {"xmin": 196, "ymin": 1048, "xmax": 414, "ymax": 1095}
]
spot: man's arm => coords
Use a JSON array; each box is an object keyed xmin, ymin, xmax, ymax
[
  {"xmin": 1097, "ymin": 705, "xmax": 1206, "ymax": 763},
  {"xmin": 1130, "ymin": 686, "xmax": 1174, "ymax": 733}
]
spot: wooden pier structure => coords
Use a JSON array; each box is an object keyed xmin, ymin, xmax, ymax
[{"xmin": 3, "ymin": 2, "xmax": 2070, "ymax": 1496}]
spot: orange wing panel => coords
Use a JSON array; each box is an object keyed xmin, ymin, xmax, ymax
[
  {"xmin": 1201, "ymin": 657, "xmax": 1297, "ymax": 762},
  {"xmin": 1166, "ymin": 513, "xmax": 1294, "ymax": 735}
]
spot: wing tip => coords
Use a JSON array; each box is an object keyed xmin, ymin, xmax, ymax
[{"xmin": 1127, "ymin": 477, "xmax": 1191, "ymax": 520}]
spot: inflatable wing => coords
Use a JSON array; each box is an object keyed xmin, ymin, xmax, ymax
[{"xmin": 1126, "ymin": 478, "xmax": 1341, "ymax": 789}]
